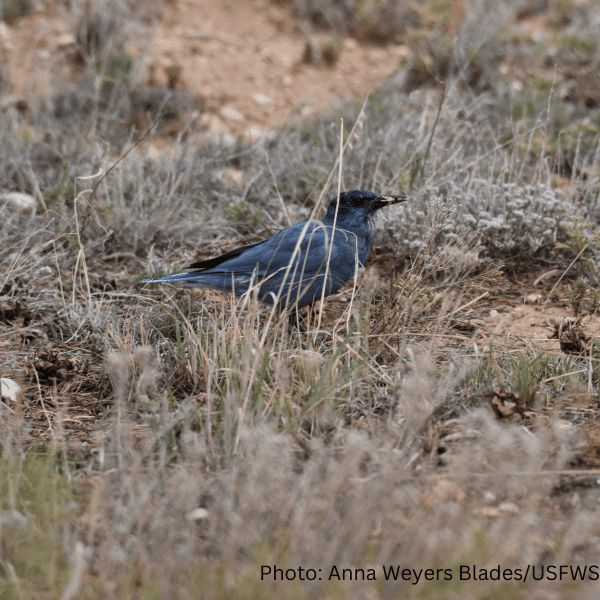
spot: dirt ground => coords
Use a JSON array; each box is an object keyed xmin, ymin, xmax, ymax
[
  {"xmin": 1, "ymin": 0, "xmax": 566, "ymax": 140},
  {"xmin": 2, "ymin": 0, "xmax": 409, "ymax": 138}
]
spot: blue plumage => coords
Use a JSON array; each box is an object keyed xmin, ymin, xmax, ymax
[{"xmin": 140, "ymin": 190, "xmax": 406, "ymax": 310}]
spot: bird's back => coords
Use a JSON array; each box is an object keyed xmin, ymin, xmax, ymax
[{"xmin": 193, "ymin": 219, "xmax": 367, "ymax": 308}]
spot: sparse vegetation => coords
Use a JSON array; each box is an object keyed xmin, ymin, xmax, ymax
[
  {"xmin": 3, "ymin": 0, "xmax": 600, "ymax": 598},
  {"xmin": 568, "ymin": 277, "xmax": 588, "ymax": 315},
  {"xmin": 556, "ymin": 217, "xmax": 600, "ymax": 281},
  {"xmin": 223, "ymin": 201, "xmax": 262, "ymax": 224}
]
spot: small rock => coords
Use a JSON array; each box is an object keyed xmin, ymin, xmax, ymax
[
  {"xmin": 483, "ymin": 491, "xmax": 496, "ymax": 504},
  {"xmin": 0, "ymin": 378, "xmax": 21, "ymax": 403},
  {"xmin": 498, "ymin": 502, "xmax": 520, "ymax": 514},
  {"xmin": 526, "ymin": 294, "xmax": 542, "ymax": 304},
  {"xmin": 244, "ymin": 126, "xmax": 263, "ymax": 141},
  {"xmin": 253, "ymin": 93, "xmax": 272, "ymax": 105},
  {"xmin": 220, "ymin": 106, "xmax": 243, "ymax": 121},
  {"xmin": 2, "ymin": 192, "xmax": 37, "ymax": 213},
  {"xmin": 187, "ymin": 508, "xmax": 209, "ymax": 521},
  {"xmin": 56, "ymin": 33, "xmax": 76, "ymax": 49}
]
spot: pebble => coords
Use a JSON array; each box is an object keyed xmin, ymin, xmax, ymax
[
  {"xmin": 2, "ymin": 191, "xmax": 37, "ymax": 213},
  {"xmin": 1, "ymin": 377, "xmax": 21, "ymax": 403}
]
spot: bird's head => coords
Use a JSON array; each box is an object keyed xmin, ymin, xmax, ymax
[{"xmin": 324, "ymin": 190, "xmax": 407, "ymax": 226}]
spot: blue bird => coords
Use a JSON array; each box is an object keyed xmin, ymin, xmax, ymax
[{"xmin": 140, "ymin": 190, "xmax": 407, "ymax": 312}]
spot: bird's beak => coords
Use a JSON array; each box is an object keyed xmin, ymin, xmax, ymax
[{"xmin": 371, "ymin": 194, "xmax": 408, "ymax": 212}]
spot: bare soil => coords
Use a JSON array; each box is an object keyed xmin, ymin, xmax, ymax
[{"xmin": 3, "ymin": 0, "xmax": 410, "ymax": 138}]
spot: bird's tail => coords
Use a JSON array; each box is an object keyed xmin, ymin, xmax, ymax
[
  {"xmin": 139, "ymin": 272, "xmax": 248, "ymax": 294},
  {"xmin": 139, "ymin": 272, "xmax": 209, "ymax": 285}
]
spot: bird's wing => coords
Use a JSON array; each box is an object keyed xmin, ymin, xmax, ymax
[
  {"xmin": 188, "ymin": 221, "xmax": 337, "ymax": 276},
  {"xmin": 187, "ymin": 239, "xmax": 268, "ymax": 271}
]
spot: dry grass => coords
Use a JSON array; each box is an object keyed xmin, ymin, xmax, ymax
[
  {"xmin": 3, "ymin": 0, "xmax": 600, "ymax": 598},
  {"xmin": 2, "ymin": 210, "xmax": 600, "ymax": 598}
]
